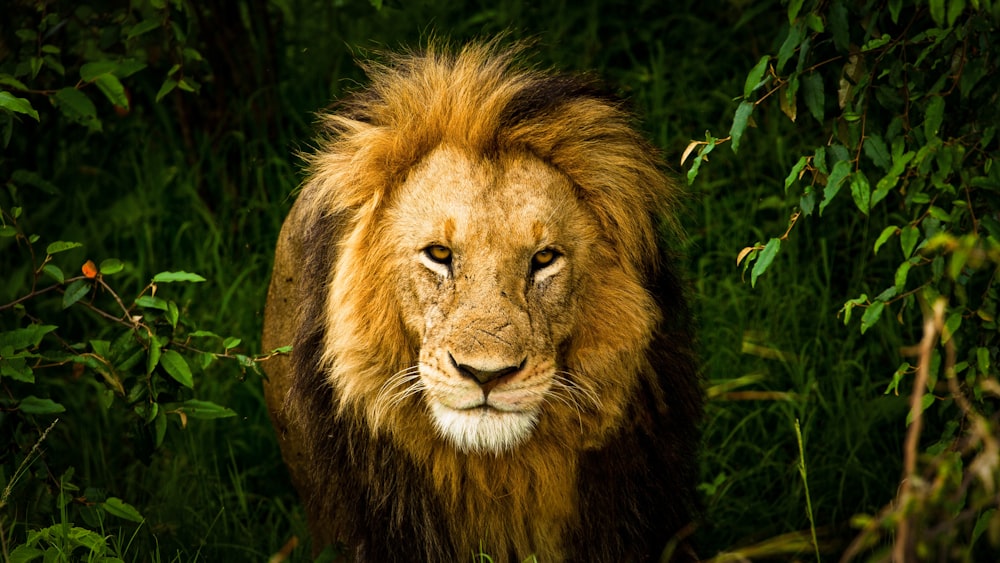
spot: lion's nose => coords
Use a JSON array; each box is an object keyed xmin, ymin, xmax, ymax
[{"xmin": 449, "ymin": 354, "xmax": 525, "ymax": 386}]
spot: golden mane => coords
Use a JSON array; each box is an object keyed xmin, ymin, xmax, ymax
[
  {"xmin": 304, "ymin": 39, "xmax": 681, "ymax": 414},
  {"xmin": 263, "ymin": 40, "xmax": 702, "ymax": 562}
]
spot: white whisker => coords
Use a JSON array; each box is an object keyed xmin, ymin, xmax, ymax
[
  {"xmin": 371, "ymin": 365, "xmax": 424, "ymax": 425},
  {"xmin": 543, "ymin": 370, "xmax": 602, "ymax": 433}
]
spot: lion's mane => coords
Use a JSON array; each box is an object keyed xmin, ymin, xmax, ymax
[{"xmin": 262, "ymin": 40, "xmax": 702, "ymax": 563}]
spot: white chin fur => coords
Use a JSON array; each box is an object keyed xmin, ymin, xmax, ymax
[{"xmin": 429, "ymin": 402, "xmax": 539, "ymax": 453}]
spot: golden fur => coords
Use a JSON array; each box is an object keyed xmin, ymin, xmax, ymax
[{"xmin": 262, "ymin": 40, "xmax": 702, "ymax": 562}]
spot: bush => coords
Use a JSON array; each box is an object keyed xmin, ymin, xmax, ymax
[
  {"xmin": 687, "ymin": 0, "xmax": 1000, "ymax": 559},
  {"xmin": 1, "ymin": 2, "xmax": 287, "ymax": 560}
]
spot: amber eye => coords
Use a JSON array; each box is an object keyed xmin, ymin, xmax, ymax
[
  {"xmin": 531, "ymin": 248, "xmax": 559, "ymax": 271},
  {"xmin": 425, "ymin": 245, "xmax": 453, "ymax": 264}
]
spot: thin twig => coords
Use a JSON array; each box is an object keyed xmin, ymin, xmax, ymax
[{"xmin": 895, "ymin": 298, "xmax": 945, "ymax": 563}]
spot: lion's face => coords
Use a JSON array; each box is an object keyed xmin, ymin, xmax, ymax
[{"xmin": 385, "ymin": 145, "xmax": 602, "ymax": 453}]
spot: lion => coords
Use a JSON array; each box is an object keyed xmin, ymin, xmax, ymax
[{"xmin": 261, "ymin": 40, "xmax": 703, "ymax": 562}]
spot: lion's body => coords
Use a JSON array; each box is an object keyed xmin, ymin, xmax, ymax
[{"xmin": 262, "ymin": 42, "xmax": 702, "ymax": 562}]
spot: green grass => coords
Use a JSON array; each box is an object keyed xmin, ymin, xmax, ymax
[{"xmin": 1, "ymin": 0, "xmax": 961, "ymax": 560}]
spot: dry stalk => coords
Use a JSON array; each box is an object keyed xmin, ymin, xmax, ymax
[{"xmin": 894, "ymin": 298, "xmax": 946, "ymax": 563}]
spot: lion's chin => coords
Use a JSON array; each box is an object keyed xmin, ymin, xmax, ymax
[{"xmin": 428, "ymin": 401, "xmax": 540, "ymax": 453}]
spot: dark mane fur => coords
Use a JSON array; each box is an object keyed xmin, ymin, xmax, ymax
[{"xmin": 273, "ymin": 42, "xmax": 703, "ymax": 562}]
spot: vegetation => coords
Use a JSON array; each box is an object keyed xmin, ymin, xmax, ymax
[{"xmin": 1, "ymin": 0, "xmax": 998, "ymax": 561}]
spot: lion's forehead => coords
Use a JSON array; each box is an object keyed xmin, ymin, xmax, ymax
[{"xmin": 391, "ymin": 145, "xmax": 587, "ymax": 250}]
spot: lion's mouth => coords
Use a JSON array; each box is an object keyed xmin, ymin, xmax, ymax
[
  {"xmin": 428, "ymin": 399, "xmax": 541, "ymax": 452},
  {"xmin": 458, "ymin": 401, "xmax": 521, "ymax": 413}
]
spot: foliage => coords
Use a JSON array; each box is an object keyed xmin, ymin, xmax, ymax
[
  {"xmin": 6, "ymin": 0, "xmax": 999, "ymax": 560},
  {"xmin": 0, "ymin": 1, "xmax": 290, "ymax": 560},
  {"xmin": 688, "ymin": 0, "xmax": 1000, "ymax": 559},
  {"xmin": 0, "ymin": 0, "xmax": 208, "ymax": 146},
  {"xmin": 0, "ymin": 198, "xmax": 291, "ymax": 560}
]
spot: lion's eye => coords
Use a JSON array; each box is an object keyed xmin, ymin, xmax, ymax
[
  {"xmin": 531, "ymin": 249, "xmax": 560, "ymax": 271},
  {"xmin": 425, "ymin": 245, "xmax": 453, "ymax": 265}
]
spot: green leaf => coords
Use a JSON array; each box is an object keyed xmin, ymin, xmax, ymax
[
  {"xmin": 841, "ymin": 294, "xmax": 868, "ymax": 325},
  {"xmin": 802, "ymin": 72, "xmax": 824, "ymax": 123},
  {"xmin": 135, "ymin": 295, "xmax": 168, "ymax": 310},
  {"xmin": 977, "ymin": 347, "xmax": 990, "ymax": 375},
  {"xmin": 152, "ymin": 271, "xmax": 206, "ymax": 283},
  {"xmin": 155, "ymin": 78, "xmax": 177, "ymax": 103},
  {"xmin": 94, "ymin": 73, "xmax": 129, "ymax": 109},
  {"xmin": 850, "ymin": 171, "xmax": 871, "ymax": 215},
  {"xmin": 8, "ymin": 544, "xmax": 44, "ymax": 562},
  {"xmin": 11, "ymin": 169, "xmax": 60, "ymax": 194},
  {"xmin": 804, "ymin": 12, "xmax": 824, "ymax": 32},
  {"xmin": 80, "ymin": 61, "xmax": 119, "ymax": 81},
  {"xmin": 906, "ymin": 393, "xmax": 935, "ymax": 425},
  {"xmin": 0, "ymin": 325, "xmax": 58, "ymax": 350},
  {"xmin": 744, "ymin": 56, "xmax": 770, "ymax": 99},
  {"xmin": 46, "ymin": 240, "xmax": 83, "ymax": 255},
  {"xmin": 177, "ymin": 78, "xmax": 200, "ymax": 93},
  {"xmin": 0, "ymin": 91, "xmax": 39, "ymax": 121},
  {"xmin": 729, "ymin": 100, "xmax": 754, "ymax": 153},
  {"xmin": 942, "ymin": 311, "xmax": 962, "ymax": 344},
  {"xmin": 99, "ymin": 258, "xmax": 124, "ymax": 275},
  {"xmin": 784, "ymin": 156, "xmax": 809, "ymax": 193},
  {"xmin": 19, "ymin": 395, "xmax": 66, "ymax": 415},
  {"xmin": 223, "ymin": 337, "xmax": 241, "ymax": 350},
  {"xmin": 863, "ymin": 135, "xmax": 891, "ymax": 171},
  {"xmin": 821, "ymin": 159, "xmax": 852, "ymax": 215},
  {"xmin": 0, "ymin": 75, "xmax": 29, "ymax": 90},
  {"xmin": 166, "ymin": 300, "xmax": 179, "ymax": 328},
  {"xmin": 884, "ymin": 362, "xmax": 911, "ymax": 395},
  {"xmin": 103, "ymin": 497, "xmax": 144, "ymax": 522},
  {"xmin": 874, "ymin": 286, "xmax": 898, "ymax": 302},
  {"xmin": 971, "ymin": 508, "xmax": 996, "ymax": 547},
  {"xmin": 91, "ymin": 339, "xmax": 110, "ymax": 358},
  {"xmin": 751, "ymin": 238, "xmax": 781, "ymax": 287},
  {"xmin": 42, "ymin": 264, "xmax": 65, "ymax": 283},
  {"xmin": 829, "ymin": 0, "xmax": 850, "ymax": 52},
  {"xmin": 927, "ymin": 205, "xmax": 951, "ymax": 222},
  {"xmin": 0, "ymin": 225, "xmax": 15, "ymax": 237},
  {"xmin": 153, "ymin": 409, "xmax": 167, "ymax": 448},
  {"xmin": 960, "ymin": 58, "xmax": 987, "ymax": 98},
  {"xmin": 873, "ymin": 226, "xmax": 899, "ymax": 255},
  {"xmin": 62, "ymin": 279, "xmax": 91, "ymax": 309},
  {"xmin": 861, "ymin": 34, "xmax": 892, "ymax": 52},
  {"xmin": 28, "ymin": 56, "xmax": 42, "ymax": 80},
  {"xmin": 146, "ymin": 336, "xmax": 162, "ymax": 376},
  {"xmin": 160, "ymin": 349, "xmax": 193, "ymax": 388},
  {"xmin": 189, "ymin": 330, "xmax": 220, "ymax": 339},
  {"xmin": 894, "ymin": 259, "xmax": 915, "ymax": 292},
  {"xmin": 889, "ymin": 0, "xmax": 903, "ymax": 23},
  {"xmin": 687, "ymin": 137, "xmax": 717, "ymax": 185},
  {"xmin": 178, "ymin": 399, "xmax": 237, "ymax": 420},
  {"xmin": 929, "ymin": 0, "xmax": 946, "ymax": 26},
  {"xmin": 900, "ymin": 225, "xmax": 920, "ymax": 258},
  {"xmin": 1, "ymin": 356, "xmax": 34, "ymax": 383},
  {"xmin": 924, "ymin": 96, "xmax": 945, "ymax": 140},
  {"xmin": 799, "ymin": 188, "xmax": 816, "ymax": 216},
  {"xmin": 115, "ymin": 59, "xmax": 148, "ymax": 78},
  {"xmin": 787, "ymin": 0, "xmax": 804, "ymax": 22},
  {"xmin": 947, "ymin": 0, "xmax": 966, "ymax": 26},
  {"xmin": 860, "ymin": 300, "xmax": 885, "ymax": 334},
  {"xmin": 776, "ymin": 23, "xmax": 805, "ymax": 72},
  {"xmin": 127, "ymin": 18, "xmax": 162, "ymax": 39},
  {"xmin": 183, "ymin": 48, "xmax": 204, "ymax": 62},
  {"xmin": 51, "ymin": 87, "xmax": 101, "ymax": 131},
  {"xmin": 42, "ymin": 54, "xmax": 65, "ymax": 77}
]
